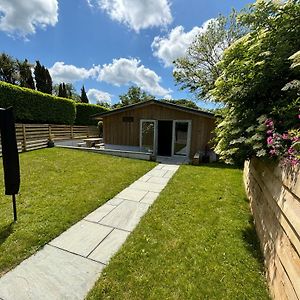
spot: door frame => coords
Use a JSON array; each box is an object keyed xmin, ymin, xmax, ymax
[
  {"xmin": 172, "ymin": 120, "xmax": 192, "ymax": 157},
  {"xmin": 140, "ymin": 119, "xmax": 192, "ymax": 157},
  {"xmin": 139, "ymin": 119, "xmax": 157, "ymax": 155}
]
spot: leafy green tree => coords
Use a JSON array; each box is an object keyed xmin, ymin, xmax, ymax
[
  {"xmin": 0, "ymin": 53, "xmax": 18, "ymax": 84},
  {"xmin": 162, "ymin": 99, "xmax": 199, "ymax": 109},
  {"xmin": 115, "ymin": 86, "xmax": 155, "ymax": 108},
  {"xmin": 58, "ymin": 83, "xmax": 67, "ymax": 98},
  {"xmin": 34, "ymin": 61, "xmax": 44, "ymax": 92},
  {"xmin": 44, "ymin": 68, "xmax": 52, "ymax": 94},
  {"xmin": 17, "ymin": 59, "xmax": 35, "ymax": 89},
  {"xmin": 173, "ymin": 11, "xmax": 245, "ymax": 100},
  {"xmin": 211, "ymin": 0, "xmax": 300, "ymax": 164},
  {"xmin": 96, "ymin": 101, "xmax": 111, "ymax": 109},
  {"xmin": 53, "ymin": 83, "xmax": 80, "ymax": 101},
  {"xmin": 34, "ymin": 61, "xmax": 52, "ymax": 94},
  {"xmin": 80, "ymin": 85, "xmax": 89, "ymax": 103}
]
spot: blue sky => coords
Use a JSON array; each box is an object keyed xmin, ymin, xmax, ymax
[{"xmin": 0, "ymin": 0, "xmax": 253, "ymax": 108}]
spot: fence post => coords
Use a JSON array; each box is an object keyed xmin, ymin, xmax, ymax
[
  {"xmin": 70, "ymin": 125, "xmax": 74, "ymax": 139},
  {"xmin": 22, "ymin": 124, "xmax": 27, "ymax": 152},
  {"xmin": 87, "ymin": 126, "xmax": 90, "ymax": 138}
]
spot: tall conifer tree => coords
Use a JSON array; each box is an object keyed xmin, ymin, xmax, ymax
[{"xmin": 80, "ymin": 85, "xmax": 89, "ymax": 103}]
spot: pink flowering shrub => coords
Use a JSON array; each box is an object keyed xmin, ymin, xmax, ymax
[{"xmin": 265, "ymin": 118, "xmax": 300, "ymax": 166}]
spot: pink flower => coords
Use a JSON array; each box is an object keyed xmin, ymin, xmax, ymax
[
  {"xmin": 270, "ymin": 149, "xmax": 276, "ymax": 155},
  {"xmin": 282, "ymin": 133, "xmax": 289, "ymax": 140},
  {"xmin": 267, "ymin": 130, "xmax": 273, "ymax": 135},
  {"xmin": 267, "ymin": 136, "xmax": 273, "ymax": 145},
  {"xmin": 265, "ymin": 119, "xmax": 274, "ymax": 128},
  {"xmin": 288, "ymin": 147, "xmax": 295, "ymax": 154}
]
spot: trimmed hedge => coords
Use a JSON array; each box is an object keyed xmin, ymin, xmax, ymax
[
  {"xmin": 0, "ymin": 81, "xmax": 76, "ymax": 124},
  {"xmin": 75, "ymin": 103, "xmax": 109, "ymax": 125}
]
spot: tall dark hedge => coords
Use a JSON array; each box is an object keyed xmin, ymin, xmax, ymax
[
  {"xmin": 75, "ymin": 103, "xmax": 109, "ymax": 125},
  {"xmin": 0, "ymin": 81, "xmax": 76, "ymax": 124}
]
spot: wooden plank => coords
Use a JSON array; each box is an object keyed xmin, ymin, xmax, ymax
[
  {"xmin": 26, "ymin": 145, "xmax": 48, "ymax": 151},
  {"xmin": 246, "ymin": 159, "xmax": 300, "ymax": 300},
  {"xmin": 249, "ymin": 167, "xmax": 300, "ymax": 258},
  {"xmin": 26, "ymin": 139, "xmax": 48, "ymax": 144}
]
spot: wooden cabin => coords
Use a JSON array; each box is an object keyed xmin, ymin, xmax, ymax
[{"xmin": 93, "ymin": 100, "xmax": 215, "ymax": 160}]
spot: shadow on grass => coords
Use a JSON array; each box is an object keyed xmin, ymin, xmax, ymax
[
  {"xmin": 0, "ymin": 222, "xmax": 14, "ymax": 246},
  {"xmin": 241, "ymin": 215, "xmax": 264, "ymax": 265},
  {"xmin": 191, "ymin": 162, "xmax": 243, "ymax": 170}
]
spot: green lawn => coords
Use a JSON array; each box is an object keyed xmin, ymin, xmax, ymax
[
  {"xmin": 0, "ymin": 148, "xmax": 155, "ymax": 276},
  {"xmin": 87, "ymin": 164, "xmax": 269, "ymax": 300}
]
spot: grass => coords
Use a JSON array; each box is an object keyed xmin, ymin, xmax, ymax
[
  {"xmin": 87, "ymin": 164, "xmax": 270, "ymax": 300},
  {"xmin": 0, "ymin": 148, "xmax": 155, "ymax": 275}
]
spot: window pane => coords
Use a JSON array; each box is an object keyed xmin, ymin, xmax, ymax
[
  {"xmin": 141, "ymin": 121, "xmax": 155, "ymax": 152},
  {"xmin": 174, "ymin": 122, "xmax": 188, "ymax": 155}
]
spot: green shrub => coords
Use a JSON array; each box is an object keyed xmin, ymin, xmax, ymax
[
  {"xmin": 75, "ymin": 103, "xmax": 109, "ymax": 125},
  {"xmin": 0, "ymin": 81, "xmax": 76, "ymax": 124}
]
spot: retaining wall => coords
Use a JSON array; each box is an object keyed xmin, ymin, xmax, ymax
[{"xmin": 244, "ymin": 158, "xmax": 300, "ymax": 300}]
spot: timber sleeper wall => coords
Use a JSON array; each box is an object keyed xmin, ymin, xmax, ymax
[
  {"xmin": 0, "ymin": 124, "xmax": 99, "ymax": 154},
  {"xmin": 244, "ymin": 158, "xmax": 300, "ymax": 300}
]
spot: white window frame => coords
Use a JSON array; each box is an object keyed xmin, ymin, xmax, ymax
[
  {"xmin": 172, "ymin": 120, "xmax": 192, "ymax": 157},
  {"xmin": 139, "ymin": 119, "xmax": 157, "ymax": 154}
]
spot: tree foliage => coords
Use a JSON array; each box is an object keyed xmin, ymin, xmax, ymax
[
  {"xmin": 58, "ymin": 83, "xmax": 68, "ymax": 98},
  {"xmin": 162, "ymin": 99, "xmax": 199, "ymax": 109},
  {"xmin": 80, "ymin": 85, "xmax": 89, "ymax": 103},
  {"xmin": 115, "ymin": 86, "xmax": 155, "ymax": 108},
  {"xmin": 34, "ymin": 61, "xmax": 52, "ymax": 94},
  {"xmin": 0, "ymin": 53, "xmax": 18, "ymax": 84},
  {"xmin": 17, "ymin": 59, "xmax": 35, "ymax": 89},
  {"xmin": 53, "ymin": 82, "xmax": 80, "ymax": 101},
  {"xmin": 173, "ymin": 11, "xmax": 245, "ymax": 100},
  {"xmin": 212, "ymin": 0, "xmax": 300, "ymax": 164}
]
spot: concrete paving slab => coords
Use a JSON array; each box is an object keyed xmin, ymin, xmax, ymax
[
  {"xmin": 116, "ymin": 187, "xmax": 148, "ymax": 202},
  {"xmin": 152, "ymin": 164, "xmax": 164, "ymax": 170},
  {"xmin": 88, "ymin": 229, "xmax": 130, "ymax": 264},
  {"xmin": 140, "ymin": 191, "xmax": 160, "ymax": 205},
  {"xmin": 49, "ymin": 220, "xmax": 112, "ymax": 257},
  {"xmin": 106, "ymin": 197, "xmax": 124, "ymax": 206},
  {"xmin": 147, "ymin": 176, "xmax": 170, "ymax": 185},
  {"xmin": 161, "ymin": 164, "xmax": 180, "ymax": 171},
  {"xmin": 0, "ymin": 245, "xmax": 104, "ymax": 300},
  {"xmin": 129, "ymin": 181, "xmax": 166, "ymax": 193},
  {"xmin": 147, "ymin": 169, "xmax": 168, "ymax": 177},
  {"xmin": 84, "ymin": 204, "xmax": 115, "ymax": 223},
  {"xmin": 137, "ymin": 174, "xmax": 151, "ymax": 182},
  {"xmin": 163, "ymin": 170, "xmax": 177, "ymax": 178},
  {"xmin": 99, "ymin": 200, "xmax": 149, "ymax": 231}
]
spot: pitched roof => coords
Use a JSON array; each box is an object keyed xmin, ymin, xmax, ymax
[{"xmin": 92, "ymin": 100, "xmax": 215, "ymax": 119}]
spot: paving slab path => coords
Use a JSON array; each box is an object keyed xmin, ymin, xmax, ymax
[{"xmin": 0, "ymin": 163, "xmax": 180, "ymax": 300}]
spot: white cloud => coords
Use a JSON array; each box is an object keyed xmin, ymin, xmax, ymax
[
  {"xmin": 98, "ymin": 58, "xmax": 171, "ymax": 97},
  {"xmin": 49, "ymin": 62, "xmax": 100, "ymax": 83},
  {"xmin": 152, "ymin": 19, "xmax": 215, "ymax": 67},
  {"xmin": 0, "ymin": 0, "xmax": 58, "ymax": 37},
  {"xmin": 87, "ymin": 88, "xmax": 112, "ymax": 104},
  {"xmin": 163, "ymin": 94, "xmax": 172, "ymax": 100},
  {"xmin": 92, "ymin": 0, "xmax": 172, "ymax": 32}
]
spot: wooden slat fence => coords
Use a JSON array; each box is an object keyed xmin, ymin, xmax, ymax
[
  {"xmin": 244, "ymin": 158, "xmax": 300, "ymax": 300},
  {"xmin": 0, "ymin": 124, "xmax": 99, "ymax": 155}
]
